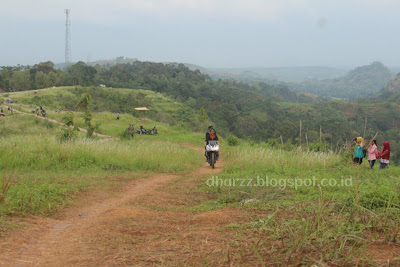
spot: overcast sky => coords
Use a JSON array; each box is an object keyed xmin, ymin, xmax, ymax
[{"xmin": 1, "ymin": 0, "xmax": 399, "ymax": 68}]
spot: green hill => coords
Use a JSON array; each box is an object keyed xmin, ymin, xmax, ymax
[
  {"xmin": 3, "ymin": 60, "xmax": 400, "ymax": 164},
  {"xmin": 291, "ymin": 62, "xmax": 394, "ymax": 100},
  {"xmin": 209, "ymin": 66, "xmax": 347, "ymax": 83},
  {"xmin": 373, "ymin": 73, "xmax": 400, "ymax": 102}
]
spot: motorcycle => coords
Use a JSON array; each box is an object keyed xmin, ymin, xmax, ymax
[
  {"xmin": 206, "ymin": 140, "xmax": 219, "ymax": 169},
  {"xmin": 136, "ymin": 127, "xmax": 155, "ymax": 135}
]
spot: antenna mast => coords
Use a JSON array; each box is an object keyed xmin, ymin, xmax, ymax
[{"xmin": 65, "ymin": 9, "xmax": 71, "ymax": 67}]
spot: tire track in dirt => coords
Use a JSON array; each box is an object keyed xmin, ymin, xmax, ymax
[
  {"xmin": 0, "ymin": 173, "xmax": 180, "ymax": 266},
  {"xmin": 1, "ymin": 107, "xmax": 251, "ymax": 266},
  {"xmin": 0, "ymin": 124, "xmax": 229, "ymax": 266}
]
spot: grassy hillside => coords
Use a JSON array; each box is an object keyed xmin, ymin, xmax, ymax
[
  {"xmin": 373, "ymin": 73, "xmax": 400, "ymax": 102},
  {"xmin": 3, "ymin": 86, "xmax": 209, "ymax": 134},
  {"xmin": 198, "ymin": 143, "xmax": 400, "ymax": 265},
  {"xmin": 291, "ymin": 62, "xmax": 394, "ymax": 100},
  {"xmin": 0, "ymin": 108, "xmax": 203, "ymax": 218},
  {"xmin": 2, "ymin": 86, "xmax": 400, "ymax": 264},
  {"xmin": 209, "ymin": 66, "xmax": 347, "ymax": 83},
  {"xmin": 4, "ymin": 85, "xmax": 400, "ymax": 164}
]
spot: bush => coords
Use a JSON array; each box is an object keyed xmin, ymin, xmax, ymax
[
  {"xmin": 119, "ymin": 128, "xmax": 134, "ymax": 140},
  {"xmin": 58, "ymin": 127, "xmax": 77, "ymax": 142},
  {"xmin": 308, "ymin": 141, "xmax": 331, "ymax": 152},
  {"xmin": 267, "ymin": 137, "xmax": 281, "ymax": 148},
  {"xmin": 227, "ymin": 135, "xmax": 239, "ymax": 146},
  {"xmin": 43, "ymin": 120, "xmax": 56, "ymax": 129}
]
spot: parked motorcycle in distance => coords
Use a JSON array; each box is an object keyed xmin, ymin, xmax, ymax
[{"xmin": 136, "ymin": 126, "xmax": 159, "ymax": 135}]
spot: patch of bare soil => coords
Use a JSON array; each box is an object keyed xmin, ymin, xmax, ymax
[
  {"xmin": 0, "ymin": 144, "xmax": 260, "ymax": 266},
  {"xmin": 3, "ymin": 111, "xmax": 400, "ymax": 265}
]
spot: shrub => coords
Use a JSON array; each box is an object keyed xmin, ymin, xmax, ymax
[
  {"xmin": 58, "ymin": 127, "xmax": 77, "ymax": 142},
  {"xmin": 119, "ymin": 128, "xmax": 134, "ymax": 140},
  {"xmin": 227, "ymin": 135, "xmax": 239, "ymax": 146}
]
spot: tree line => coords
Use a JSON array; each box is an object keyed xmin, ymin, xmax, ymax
[{"xmin": 2, "ymin": 60, "xmax": 400, "ymax": 163}]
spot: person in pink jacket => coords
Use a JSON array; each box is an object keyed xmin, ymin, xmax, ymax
[{"xmin": 367, "ymin": 139, "xmax": 378, "ymax": 169}]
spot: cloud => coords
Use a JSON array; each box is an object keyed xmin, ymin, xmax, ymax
[
  {"xmin": 0, "ymin": 0, "xmax": 284, "ymax": 24},
  {"xmin": 2, "ymin": 0, "xmax": 400, "ymax": 25}
]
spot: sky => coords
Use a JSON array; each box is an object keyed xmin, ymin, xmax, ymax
[{"xmin": 1, "ymin": 0, "xmax": 400, "ymax": 68}]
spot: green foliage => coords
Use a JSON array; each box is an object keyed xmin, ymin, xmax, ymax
[
  {"xmin": 227, "ymin": 135, "xmax": 239, "ymax": 146},
  {"xmin": 267, "ymin": 137, "xmax": 281, "ymax": 148},
  {"xmin": 119, "ymin": 128, "xmax": 135, "ymax": 140},
  {"xmin": 2, "ymin": 60, "xmax": 400, "ymax": 165},
  {"xmin": 59, "ymin": 111, "xmax": 77, "ymax": 142},
  {"xmin": 198, "ymin": 107, "xmax": 208, "ymax": 123},
  {"xmin": 199, "ymin": 144, "xmax": 400, "ymax": 264},
  {"xmin": 308, "ymin": 141, "xmax": 330, "ymax": 152},
  {"xmin": 0, "ymin": 115, "xmax": 202, "ymax": 216},
  {"xmin": 62, "ymin": 111, "xmax": 75, "ymax": 127},
  {"xmin": 58, "ymin": 128, "xmax": 77, "ymax": 142},
  {"xmin": 9, "ymin": 69, "xmax": 31, "ymax": 91},
  {"xmin": 76, "ymin": 92, "xmax": 97, "ymax": 138},
  {"xmin": 68, "ymin": 61, "xmax": 97, "ymax": 86},
  {"xmin": 292, "ymin": 61, "xmax": 394, "ymax": 99},
  {"xmin": 0, "ymin": 166, "xmax": 11, "ymax": 203}
]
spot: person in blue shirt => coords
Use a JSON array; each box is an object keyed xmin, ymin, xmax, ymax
[{"xmin": 353, "ymin": 137, "xmax": 365, "ymax": 164}]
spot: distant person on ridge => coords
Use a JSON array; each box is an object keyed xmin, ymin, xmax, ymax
[
  {"xmin": 377, "ymin": 141, "xmax": 390, "ymax": 169},
  {"xmin": 367, "ymin": 139, "xmax": 378, "ymax": 169},
  {"xmin": 128, "ymin": 123, "xmax": 135, "ymax": 137},
  {"xmin": 117, "ymin": 113, "xmax": 120, "ymax": 120},
  {"xmin": 353, "ymin": 137, "xmax": 365, "ymax": 165}
]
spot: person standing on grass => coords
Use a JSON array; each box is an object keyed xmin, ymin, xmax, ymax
[
  {"xmin": 377, "ymin": 141, "xmax": 390, "ymax": 169},
  {"xmin": 353, "ymin": 137, "xmax": 365, "ymax": 165},
  {"xmin": 117, "ymin": 113, "xmax": 120, "ymax": 120},
  {"xmin": 367, "ymin": 139, "xmax": 378, "ymax": 169},
  {"xmin": 0, "ymin": 107, "xmax": 3, "ymax": 113},
  {"xmin": 128, "ymin": 123, "xmax": 135, "ymax": 137},
  {"xmin": 10, "ymin": 107, "xmax": 13, "ymax": 113}
]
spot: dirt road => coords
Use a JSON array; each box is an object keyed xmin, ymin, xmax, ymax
[{"xmin": 0, "ymin": 141, "xmax": 253, "ymax": 266}]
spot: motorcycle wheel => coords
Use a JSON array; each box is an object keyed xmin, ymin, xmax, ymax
[{"xmin": 211, "ymin": 153, "xmax": 215, "ymax": 169}]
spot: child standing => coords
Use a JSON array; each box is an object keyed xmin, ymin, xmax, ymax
[{"xmin": 367, "ymin": 139, "xmax": 378, "ymax": 169}]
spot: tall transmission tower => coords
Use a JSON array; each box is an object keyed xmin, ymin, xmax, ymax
[{"xmin": 65, "ymin": 9, "xmax": 71, "ymax": 67}]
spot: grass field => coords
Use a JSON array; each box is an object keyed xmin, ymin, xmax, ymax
[
  {"xmin": 2, "ymin": 86, "xmax": 206, "ymax": 144},
  {"xmin": 0, "ymin": 114, "xmax": 203, "ymax": 218},
  {"xmin": 198, "ymin": 144, "xmax": 400, "ymax": 265},
  {"xmin": 3, "ymin": 86, "xmax": 204, "ymax": 131},
  {"xmin": 2, "ymin": 87, "xmax": 400, "ymax": 264}
]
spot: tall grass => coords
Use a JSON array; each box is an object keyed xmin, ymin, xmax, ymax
[
  {"xmin": 200, "ymin": 144, "xmax": 400, "ymax": 265},
  {"xmin": 1, "ymin": 136, "xmax": 199, "ymax": 173},
  {"xmin": 224, "ymin": 145, "xmax": 342, "ymax": 175},
  {"xmin": 0, "ymin": 115, "xmax": 203, "ymax": 217}
]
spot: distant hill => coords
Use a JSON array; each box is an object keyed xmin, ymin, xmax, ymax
[
  {"xmin": 291, "ymin": 62, "xmax": 394, "ymax": 100},
  {"xmin": 373, "ymin": 73, "xmax": 400, "ymax": 102},
  {"xmin": 208, "ymin": 66, "xmax": 347, "ymax": 83},
  {"xmin": 55, "ymin": 57, "xmax": 140, "ymax": 69},
  {"xmin": 181, "ymin": 63, "xmax": 211, "ymax": 75},
  {"xmin": 390, "ymin": 67, "xmax": 400, "ymax": 74}
]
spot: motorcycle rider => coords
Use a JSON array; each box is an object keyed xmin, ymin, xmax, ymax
[{"xmin": 205, "ymin": 127, "xmax": 220, "ymax": 161}]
